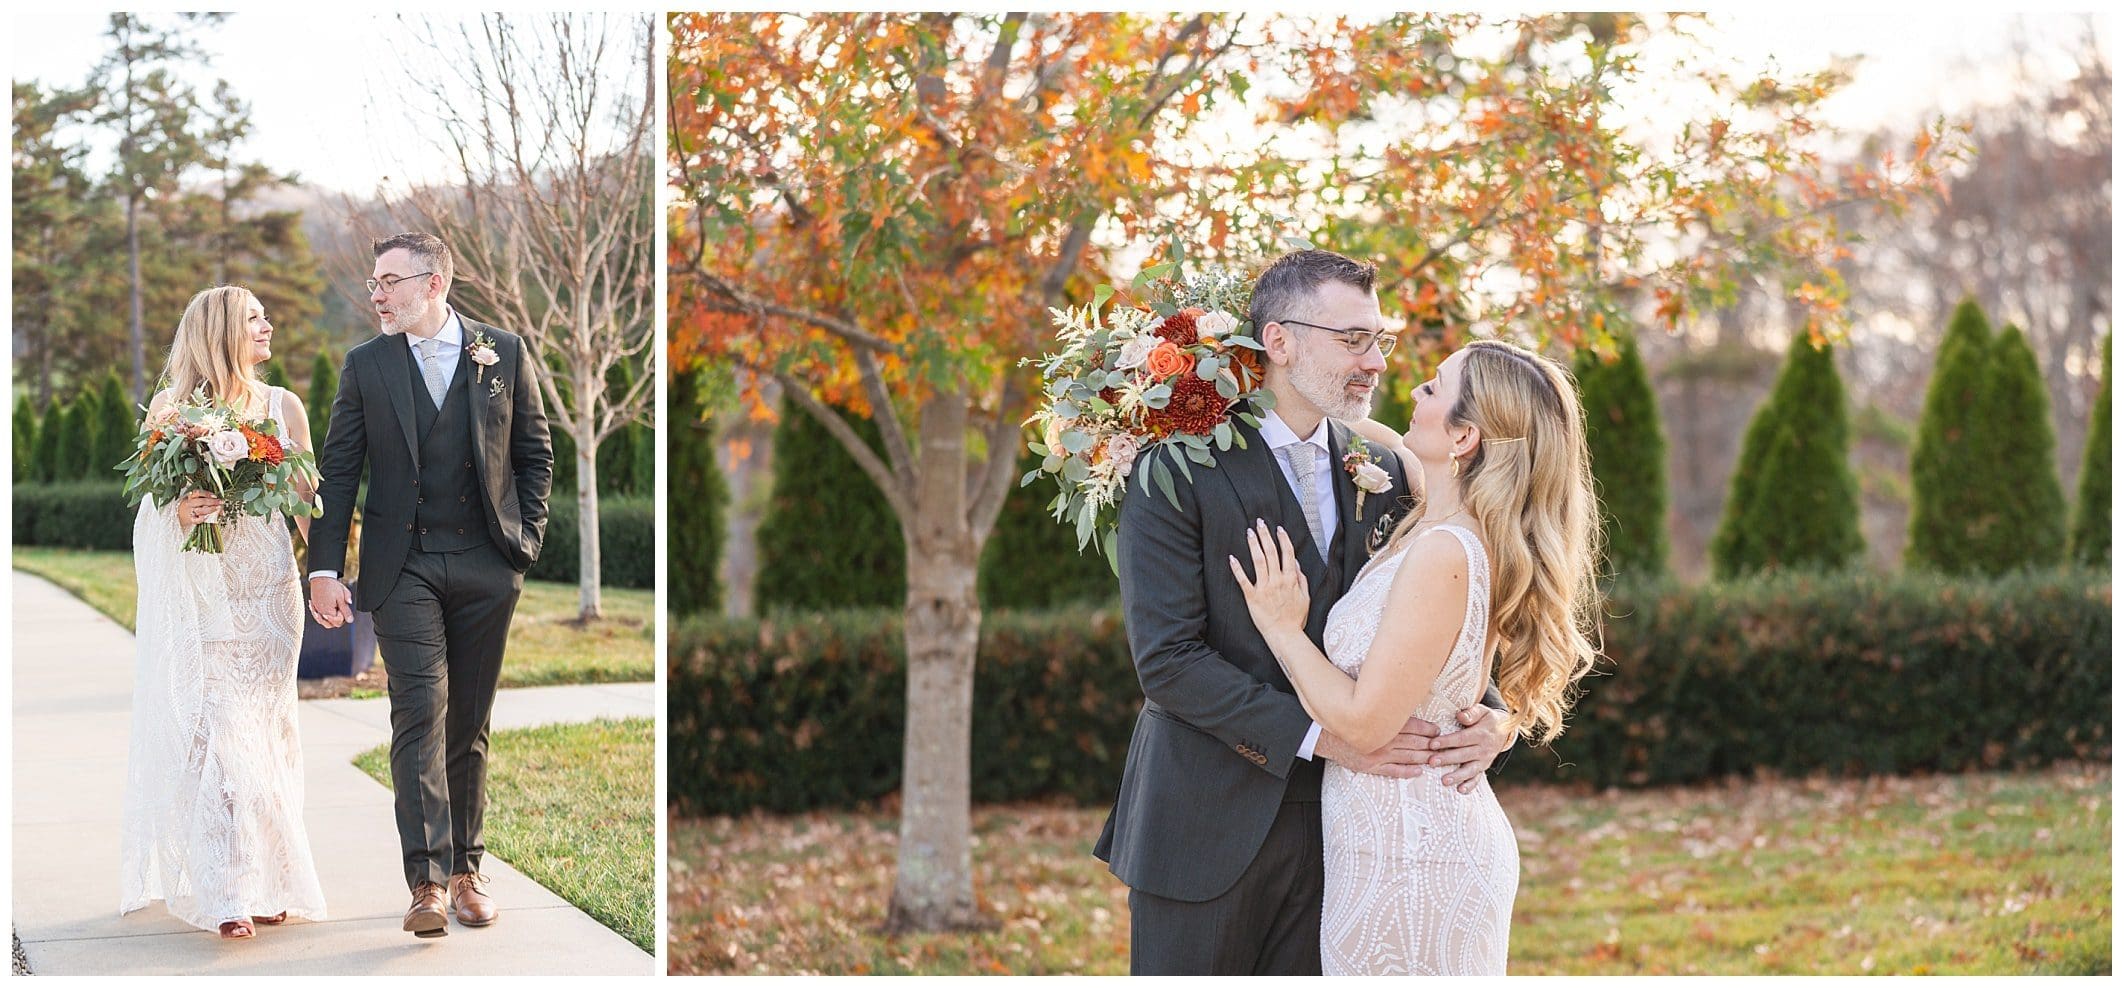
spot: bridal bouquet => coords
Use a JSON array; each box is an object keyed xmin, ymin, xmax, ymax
[
  {"xmin": 119, "ymin": 388, "xmax": 322, "ymax": 553},
  {"xmin": 1023, "ymin": 261, "xmax": 1275, "ymax": 561}
]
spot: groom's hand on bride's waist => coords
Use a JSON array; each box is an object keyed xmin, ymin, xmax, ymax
[
  {"xmin": 1317, "ymin": 708, "xmax": 1511, "ymax": 788},
  {"xmin": 1314, "ymin": 717, "xmax": 1435, "ymax": 779},
  {"xmin": 1427, "ymin": 706, "xmax": 1512, "ymax": 792}
]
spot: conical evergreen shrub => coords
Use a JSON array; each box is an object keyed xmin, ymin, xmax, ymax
[
  {"xmin": 669, "ymin": 368, "xmax": 726, "ymax": 616},
  {"xmin": 978, "ymin": 441, "xmax": 1120, "ymax": 608},
  {"xmin": 1712, "ymin": 332, "xmax": 1863, "ymax": 577},
  {"xmin": 31, "ymin": 399, "xmax": 62, "ymax": 483},
  {"xmin": 2069, "ymin": 335, "xmax": 2110, "ymax": 568},
  {"xmin": 1977, "ymin": 326, "xmax": 2067, "ymax": 571},
  {"xmin": 1574, "ymin": 332, "xmax": 1669, "ymax": 582},
  {"xmin": 55, "ymin": 395, "xmax": 96, "ymax": 480},
  {"xmin": 599, "ymin": 418, "xmax": 636, "ymax": 496},
  {"xmin": 260, "ymin": 360, "xmax": 291, "ymax": 392},
  {"xmin": 1907, "ymin": 299, "xmax": 1995, "ymax": 572},
  {"xmin": 13, "ymin": 396, "xmax": 36, "ymax": 484},
  {"xmin": 633, "ymin": 419, "xmax": 657, "ymax": 497},
  {"xmin": 753, "ymin": 401, "xmax": 905, "ymax": 610},
  {"xmin": 96, "ymin": 371, "xmax": 136, "ymax": 478},
  {"xmin": 308, "ymin": 351, "xmax": 339, "ymax": 448}
]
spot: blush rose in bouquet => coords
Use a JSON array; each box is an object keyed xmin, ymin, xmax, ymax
[
  {"xmin": 119, "ymin": 388, "xmax": 322, "ymax": 553},
  {"xmin": 1022, "ymin": 259, "xmax": 1274, "ymax": 564}
]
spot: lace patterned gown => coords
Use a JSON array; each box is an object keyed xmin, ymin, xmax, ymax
[
  {"xmin": 1317, "ymin": 523, "xmax": 1516, "ymax": 975},
  {"xmin": 119, "ymin": 387, "xmax": 326, "ymax": 930}
]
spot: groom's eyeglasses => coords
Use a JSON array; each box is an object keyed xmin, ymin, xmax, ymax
[
  {"xmin": 1279, "ymin": 319, "xmax": 1399, "ymax": 356},
  {"xmin": 366, "ymin": 271, "xmax": 435, "ymax": 294}
]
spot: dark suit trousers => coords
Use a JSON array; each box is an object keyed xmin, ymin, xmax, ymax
[
  {"xmin": 372, "ymin": 541, "xmax": 523, "ymax": 889},
  {"xmin": 1127, "ymin": 798, "xmax": 1324, "ymax": 975}
]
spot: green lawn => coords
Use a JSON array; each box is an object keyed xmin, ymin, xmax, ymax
[
  {"xmin": 11, "ymin": 547, "xmax": 651, "ymax": 687},
  {"xmin": 668, "ymin": 763, "xmax": 2111, "ymax": 975},
  {"xmin": 356, "ymin": 717, "xmax": 654, "ymax": 952}
]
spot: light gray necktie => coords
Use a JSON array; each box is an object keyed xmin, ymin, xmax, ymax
[
  {"xmin": 1282, "ymin": 441, "xmax": 1327, "ymax": 552},
  {"xmin": 418, "ymin": 337, "xmax": 448, "ymax": 408}
]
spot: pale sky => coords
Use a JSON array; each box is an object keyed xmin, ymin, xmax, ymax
[
  {"xmin": 13, "ymin": 11, "xmax": 2108, "ymax": 198},
  {"xmin": 10, "ymin": 11, "xmax": 650, "ymax": 196}
]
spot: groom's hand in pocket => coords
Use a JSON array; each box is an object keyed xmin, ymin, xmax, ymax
[
  {"xmin": 1317, "ymin": 718, "xmax": 1434, "ymax": 779},
  {"xmin": 1428, "ymin": 705, "xmax": 1512, "ymax": 792}
]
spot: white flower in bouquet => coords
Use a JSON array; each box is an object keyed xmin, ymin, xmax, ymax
[
  {"xmin": 1102, "ymin": 433, "xmax": 1141, "ymax": 477},
  {"xmin": 1196, "ymin": 309, "xmax": 1239, "ymax": 340},
  {"xmin": 198, "ymin": 411, "xmax": 231, "ymax": 434},
  {"xmin": 1114, "ymin": 334, "xmax": 1157, "ymax": 371},
  {"xmin": 206, "ymin": 429, "xmax": 251, "ymax": 467}
]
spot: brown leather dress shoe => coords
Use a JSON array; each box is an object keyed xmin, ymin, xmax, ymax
[
  {"xmin": 450, "ymin": 872, "xmax": 497, "ymax": 927},
  {"xmin": 404, "ymin": 882, "xmax": 449, "ymax": 938}
]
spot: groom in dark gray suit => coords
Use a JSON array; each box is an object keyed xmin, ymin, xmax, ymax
[
  {"xmin": 1095, "ymin": 249, "xmax": 1512, "ymax": 974},
  {"xmin": 307, "ymin": 232, "xmax": 553, "ymax": 939}
]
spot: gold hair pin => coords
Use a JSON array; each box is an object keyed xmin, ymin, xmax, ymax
[{"xmin": 1482, "ymin": 436, "xmax": 1526, "ymax": 446}]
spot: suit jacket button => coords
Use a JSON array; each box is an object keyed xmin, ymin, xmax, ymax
[
  {"xmin": 456, "ymin": 528, "xmax": 465, "ymax": 534},
  {"xmin": 419, "ymin": 528, "xmax": 428, "ymax": 535},
  {"xmin": 412, "ymin": 479, "xmax": 420, "ymax": 486},
  {"xmin": 405, "ymin": 523, "xmax": 413, "ymax": 531},
  {"xmin": 459, "ymin": 495, "xmax": 467, "ymax": 502},
  {"xmin": 417, "ymin": 497, "xmax": 425, "ymax": 504},
  {"xmin": 464, "ymin": 461, "xmax": 473, "ymax": 468}
]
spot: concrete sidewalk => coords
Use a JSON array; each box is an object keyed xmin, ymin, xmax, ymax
[{"xmin": 10, "ymin": 571, "xmax": 657, "ymax": 976}]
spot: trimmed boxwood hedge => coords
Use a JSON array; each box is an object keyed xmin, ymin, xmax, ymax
[
  {"xmin": 670, "ymin": 607, "xmax": 1141, "ymax": 816},
  {"xmin": 527, "ymin": 495, "xmax": 654, "ymax": 590},
  {"xmin": 13, "ymin": 482, "xmax": 136, "ymax": 549},
  {"xmin": 668, "ymin": 570, "xmax": 2111, "ymax": 816}
]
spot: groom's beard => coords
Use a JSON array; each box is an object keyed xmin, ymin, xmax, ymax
[
  {"xmin": 1291, "ymin": 353, "xmax": 1377, "ymax": 421},
  {"xmin": 378, "ymin": 292, "xmax": 432, "ymax": 336}
]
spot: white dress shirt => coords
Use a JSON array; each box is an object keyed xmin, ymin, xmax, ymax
[
  {"xmin": 1257, "ymin": 409, "xmax": 1336, "ymax": 761},
  {"xmin": 309, "ymin": 310, "xmax": 467, "ymax": 582}
]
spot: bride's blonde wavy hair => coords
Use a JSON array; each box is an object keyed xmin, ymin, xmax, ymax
[
  {"xmin": 162, "ymin": 286, "xmax": 264, "ymax": 408},
  {"xmin": 1380, "ymin": 339, "xmax": 1603, "ymax": 744}
]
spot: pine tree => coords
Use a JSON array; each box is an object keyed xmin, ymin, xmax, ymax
[
  {"xmin": 1573, "ymin": 332, "xmax": 1669, "ymax": 582},
  {"xmin": 668, "ymin": 368, "xmax": 725, "ymax": 616},
  {"xmin": 1907, "ymin": 299, "xmax": 1995, "ymax": 573},
  {"xmin": 307, "ymin": 350, "xmax": 338, "ymax": 448},
  {"xmin": 753, "ymin": 401, "xmax": 905, "ymax": 610},
  {"xmin": 2069, "ymin": 335, "xmax": 2110, "ymax": 567},
  {"xmin": 1712, "ymin": 331, "xmax": 1863, "ymax": 577},
  {"xmin": 1979, "ymin": 326, "xmax": 2067, "ymax": 570},
  {"xmin": 14, "ymin": 395, "xmax": 38, "ymax": 483}
]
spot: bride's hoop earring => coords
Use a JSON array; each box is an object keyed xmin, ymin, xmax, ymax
[{"xmin": 1449, "ymin": 455, "xmax": 1464, "ymax": 479}]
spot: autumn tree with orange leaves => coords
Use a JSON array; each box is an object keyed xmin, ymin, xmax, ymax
[{"xmin": 667, "ymin": 11, "xmax": 1959, "ymax": 935}]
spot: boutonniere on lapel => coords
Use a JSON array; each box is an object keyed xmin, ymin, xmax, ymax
[
  {"xmin": 1343, "ymin": 443, "xmax": 1393, "ymax": 520},
  {"xmin": 466, "ymin": 329, "xmax": 503, "ymax": 395}
]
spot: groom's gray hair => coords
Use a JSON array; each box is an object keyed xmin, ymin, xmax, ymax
[
  {"xmin": 371, "ymin": 232, "xmax": 455, "ymax": 288},
  {"xmin": 1250, "ymin": 248, "xmax": 1377, "ymax": 331}
]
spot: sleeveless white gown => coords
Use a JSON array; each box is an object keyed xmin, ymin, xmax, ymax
[
  {"xmin": 1318, "ymin": 523, "xmax": 1517, "ymax": 975},
  {"xmin": 119, "ymin": 386, "xmax": 327, "ymax": 930}
]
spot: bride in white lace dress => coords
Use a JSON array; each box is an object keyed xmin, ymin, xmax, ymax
[
  {"xmin": 1231, "ymin": 340, "xmax": 1602, "ymax": 975},
  {"xmin": 120, "ymin": 286, "xmax": 327, "ymax": 940}
]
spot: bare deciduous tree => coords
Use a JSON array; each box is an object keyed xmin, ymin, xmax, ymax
[{"xmin": 360, "ymin": 13, "xmax": 655, "ymax": 619}]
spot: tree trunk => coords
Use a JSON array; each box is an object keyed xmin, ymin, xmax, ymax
[
  {"xmin": 127, "ymin": 192, "xmax": 145, "ymax": 396},
  {"xmin": 885, "ymin": 397, "xmax": 989, "ymax": 933},
  {"xmin": 575, "ymin": 404, "xmax": 603, "ymax": 622}
]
